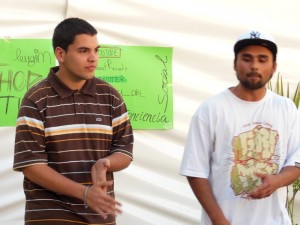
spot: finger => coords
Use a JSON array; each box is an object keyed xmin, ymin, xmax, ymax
[
  {"xmin": 95, "ymin": 198, "xmax": 122, "ymax": 217},
  {"xmin": 97, "ymin": 208, "xmax": 120, "ymax": 220},
  {"xmin": 98, "ymin": 212, "xmax": 108, "ymax": 220},
  {"xmin": 101, "ymin": 180, "xmax": 113, "ymax": 187},
  {"xmin": 254, "ymin": 172, "xmax": 267, "ymax": 179},
  {"xmin": 95, "ymin": 167, "xmax": 107, "ymax": 183},
  {"xmin": 95, "ymin": 180, "xmax": 114, "ymax": 191},
  {"xmin": 248, "ymin": 185, "xmax": 270, "ymax": 199},
  {"xmin": 100, "ymin": 194, "xmax": 122, "ymax": 210},
  {"xmin": 91, "ymin": 164, "xmax": 107, "ymax": 184},
  {"xmin": 91, "ymin": 159, "xmax": 110, "ymax": 184}
]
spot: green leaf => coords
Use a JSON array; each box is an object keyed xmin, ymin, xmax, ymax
[{"xmin": 293, "ymin": 82, "xmax": 300, "ymax": 108}]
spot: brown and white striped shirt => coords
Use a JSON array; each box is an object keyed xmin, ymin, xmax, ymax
[{"xmin": 13, "ymin": 66, "xmax": 134, "ymax": 225}]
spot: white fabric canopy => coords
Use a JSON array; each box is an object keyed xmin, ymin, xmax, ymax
[{"xmin": 0, "ymin": 0, "xmax": 299, "ymax": 224}]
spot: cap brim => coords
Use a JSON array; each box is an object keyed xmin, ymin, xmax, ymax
[{"xmin": 234, "ymin": 39, "xmax": 277, "ymax": 55}]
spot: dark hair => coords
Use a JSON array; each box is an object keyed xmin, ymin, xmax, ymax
[{"xmin": 52, "ymin": 18, "xmax": 97, "ymax": 51}]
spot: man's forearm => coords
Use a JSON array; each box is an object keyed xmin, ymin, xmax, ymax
[
  {"xmin": 22, "ymin": 164, "xmax": 85, "ymax": 200},
  {"xmin": 106, "ymin": 152, "xmax": 132, "ymax": 172},
  {"xmin": 187, "ymin": 177, "xmax": 230, "ymax": 225},
  {"xmin": 277, "ymin": 166, "xmax": 300, "ymax": 187},
  {"xmin": 23, "ymin": 163, "xmax": 121, "ymax": 217}
]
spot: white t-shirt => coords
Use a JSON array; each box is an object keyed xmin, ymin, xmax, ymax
[{"xmin": 180, "ymin": 89, "xmax": 300, "ymax": 225}]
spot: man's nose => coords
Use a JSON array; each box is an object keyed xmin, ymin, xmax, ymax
[
  {"xmin": 250, "ymin": 60, "xmax": 259, "ymax": 71},
  {"xmin": 89, "ymin": 51, "xmax": 98, "ymax": 62}
]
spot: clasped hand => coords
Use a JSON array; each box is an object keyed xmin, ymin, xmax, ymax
[
  {"xmin": 86, "ymin": 158, "xmax": 122, "ymax": 219},
  {"xmin": 247, "ymin": 172, "xmax": 280, "ymax": 199}
]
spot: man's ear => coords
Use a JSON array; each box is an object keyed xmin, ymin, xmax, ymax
[
  {"xmin": 55, "ymin": 47, "xmax": 65, "ymax": 63},
  {"xmin": 272, "ymin": 61, "xmax": 277, "ymax": 74},
  {"xmin": 233, "ymin": 60, "xmax": 237, "ymax": 72}
]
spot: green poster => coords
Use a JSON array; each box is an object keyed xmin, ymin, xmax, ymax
[
  {"xmin": 0, "ymin": 39, "xmax": 55, "ymax": 126},
  {"xmin": 96, "ymin": 45, "xmax": 173, "ymax": 129},
  {"xmin": 0, "ymin": 40, "xmax": 173, "ymax": 129}
]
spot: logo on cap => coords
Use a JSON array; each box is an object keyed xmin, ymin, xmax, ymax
[{"xmin": 250, "ymin": 31, "xmax": 261, "ymax": 39}]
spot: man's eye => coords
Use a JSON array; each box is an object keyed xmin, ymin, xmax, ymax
[
  {"xmin": 259, "ymin": 58, "xmax": 268, "ymax": 63},
  {"xmin": 243, "ymin": 58, "xmax": 251, "ymax": 62},
  {"xmin": 79, "ymin": 49, "xmax": 88, "ymax": 53}
]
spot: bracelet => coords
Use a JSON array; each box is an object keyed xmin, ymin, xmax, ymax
[{"xmin": 84, "ymin": 185, "xmax": 90, "ymax": 209}]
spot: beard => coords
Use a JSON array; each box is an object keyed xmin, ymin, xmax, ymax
[{"xmin": 237, "ymin": 72, "xmax": 273, "ymax": 90}]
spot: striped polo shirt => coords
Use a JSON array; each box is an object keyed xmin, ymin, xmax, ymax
[{"xmin": 13, "ymin": 66, "xmax": 134, "ymax": 225}]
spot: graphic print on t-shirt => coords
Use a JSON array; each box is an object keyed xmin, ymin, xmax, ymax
[{"xmin": 230, "ymin": 125, "xmax": 279, "ymax": 196}]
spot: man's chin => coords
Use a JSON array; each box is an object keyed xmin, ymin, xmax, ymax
[
  {"xmin": 241, "ymin": 82, "xmax": 265, "ymax": 90},
  {"xmin": 82, "ymin": 74, "xmax": 95, "ymax": 80}
]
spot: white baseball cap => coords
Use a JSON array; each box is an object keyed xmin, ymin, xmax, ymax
[{"xmin": 234, "ymin": 30, "xmax": 277, "ymax": 58}]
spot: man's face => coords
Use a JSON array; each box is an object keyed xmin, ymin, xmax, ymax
[
  {"xmin": 58, "ymin": 34, "xmax": 99, "ymax": 84},
  {"xmin": 234, "ymin": 45, "xmax": 277, "ymax": 90}
]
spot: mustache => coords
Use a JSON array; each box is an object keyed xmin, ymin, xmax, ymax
[{"xmin": 246, "ymin": 72, "xmax": 262, "ymax": 77}]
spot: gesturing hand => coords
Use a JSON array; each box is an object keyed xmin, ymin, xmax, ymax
[
  {"xmin": 89, "ymin": 159, "xmax": 122, "ymax": 219},
  {"xmin": 86, "ymin": 181, "xmax": 122, "ymax": 219},
  {"xmin": 247, "ymin": 173, "xmax": 280, "ymax": 199}
]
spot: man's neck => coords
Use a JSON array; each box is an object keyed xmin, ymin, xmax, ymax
[
  {"xmin": 230, "ymin": 85, "xmax": 267, "ymax": 101},
  {"xmin": 55, "ymin": 70, "xmax": 86, "ymax": 91}
]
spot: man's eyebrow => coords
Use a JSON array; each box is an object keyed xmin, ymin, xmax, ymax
[
  {"xmin": 258, "ymin": 54, "xmax": 269, "ymax": 58},
  {"xmin": 77, "ymin": 46, "xmax": 89, "ymax": 50},
  {"xmin": 77, "ymin": 45, "xmax": 100, "ymax": 50},
  {"xmin": 240, "ymin": 53, "xmax": 269, "ymax": 58},
  {"xmin": 240, "ymin": 53, "xmax": 253, "ymax": 57}
]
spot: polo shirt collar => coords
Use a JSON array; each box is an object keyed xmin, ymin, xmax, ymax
[{"xmin": 48, "ymin": 66, "xmax": 96, "ymax": 98}]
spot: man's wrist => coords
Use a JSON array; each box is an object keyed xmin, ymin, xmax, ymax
[{"xmin": 84, "ymin": 185, "xmax": 90, "ymax": 208}]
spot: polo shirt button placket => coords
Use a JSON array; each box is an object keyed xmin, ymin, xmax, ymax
[{"xmin": 74, "ymin": 91, "xmax": 85, "ymax": 123}]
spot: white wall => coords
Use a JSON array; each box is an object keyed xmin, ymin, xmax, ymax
[{"xmin": 1, "ymin": 0, "xmax": 300, "ymax": 224}]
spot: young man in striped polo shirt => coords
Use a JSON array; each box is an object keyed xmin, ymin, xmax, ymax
[{"xmin": 13, "ymin": 18, "xmax": 134, "ymax": 225}]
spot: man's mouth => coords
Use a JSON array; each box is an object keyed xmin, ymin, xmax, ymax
[
  {"xmin": 247, "ymin": 72, "xmax": 261, "ymax": 78},
  {"xmin": 86, "ymin": 66, "xmax": 96, "ymax": 71}
]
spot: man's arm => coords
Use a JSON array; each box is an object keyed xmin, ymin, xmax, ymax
[
  {"xmin": 106, "ymin": 153, "xmax": 132, "ymax": 172},
  {"xmin": 92, "ymin": 153, "xmax": 131, "ymax": 184},
  {"xmin": 248, "ymin": 166, "xmax": 300, "ymax": 199},
  {"xmin": 22, "ymin": 164, "xmax": 120, "ymax": 219},
  {"xmin": 187, "ymin": 177, "xmax": 230, "ymax": 225}
]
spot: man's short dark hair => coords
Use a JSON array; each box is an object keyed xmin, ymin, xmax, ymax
[{"xmin": 52, "ymin": 17, "xmax": 97, "ymax": 51}]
